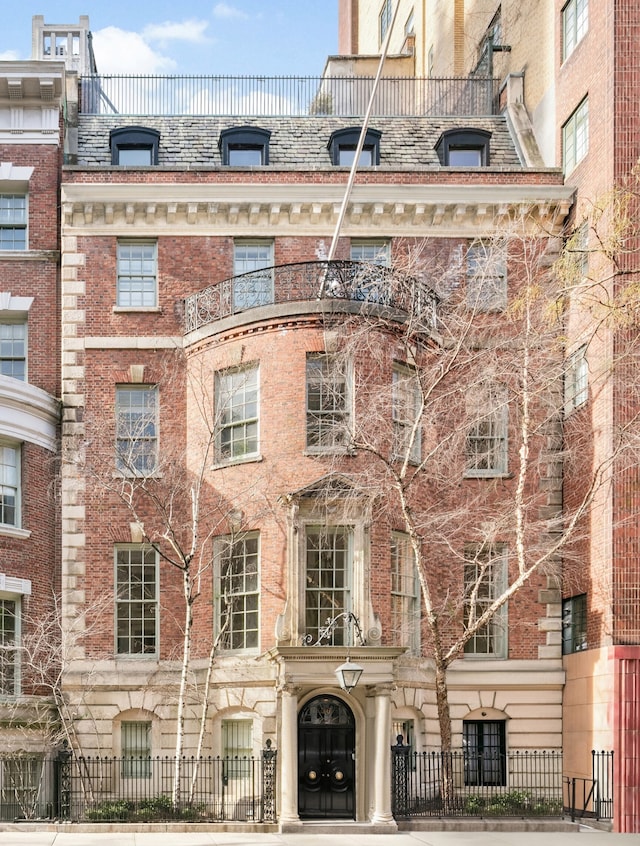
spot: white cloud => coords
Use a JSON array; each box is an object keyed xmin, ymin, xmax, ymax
[
  {"xmin": 0, "ymin": 50, "xmax": 20, "ymax": 61},
  {"xmin": 213, "ymin": 3, "xmax": 249, "ymax": 20},
  {"xmin": 91, "ymin": 27, "xmax": 177, "ymax": 74},
  {"xmin": 143, "ymin": 19, "xmax": 211, "ymax": 46}
]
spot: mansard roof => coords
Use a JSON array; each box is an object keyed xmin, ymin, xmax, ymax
[{"xmin": 75, "ymin": 114, "xmax": 523, "ymax": 170}]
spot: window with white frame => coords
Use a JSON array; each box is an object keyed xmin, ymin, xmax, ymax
[
  {"xmin": 466, "ymin": 241, "xmax": 507, "ymax": 311},
  {"xmin": 115, "ymin": 546, "xmax": 158, "ymax": 657},
  {"xmin": 0, "ymin": 597, "xmax": 18, "ymax": 695},
  {"xmin": 0, "ymin": 323, "xmax": 26, "ymax": 381},
  {"xmin": 0, "ymin": 443, "xmax": 20, "ymax": 528},
  {"xmin": 0, "ymin": 196, "xmax": 26, "ymax": 251},
  {"xmin": 463, "ymin": 544, "xmax": 507, "ymax": 657},
  {"xmin": 392, "ymin": 365, "xmax": 422, "ymax": 464},
  {"xmin": 565, "ymin": 345, "xmax": 588, "ymax": 414},
  {"xmin": 350, "ymin": 240, "xmax": 391, "ymax": 302},
  {"xmin": 221, "ymin": 719, "xmax": 253, "ymax": 779},
  {"xmin": 563, "ymin": 97, "xmax": 589, "ymax": 174},
  {"xmin": 216, "ymin": 533, "xmax": 260, "ymax": 652},
  {"xmin": 215, "ymin": 365, "xmax": 259, "ymax": 463},
  {"xmin": 350, "ymin": 240, "xmax": 390, "ymax": 266},
  {"xmin": 465, "ymin": 385, "xmax": 508, "ymax": 477},
  {"xmin": 115, "ymin": 386, "xmax": 158, "ymax": 475},
  {"xmin": 379, "ymin": 0, "xmax": 393, "ymax": 43},
  {"xmin": 305, "ymin": 527, "xmax": 353, "ymax": 645},
  {"xmin": 562, "ymin": 0, "xmax": 588, "ymax": 61},
  {"xmin": 233, "ymin": 240, "xmax": 274, "ymax": 310},
  {"xmin": 121, "ymin": 720, "xmax": 152, "ymax": 778},
  {"xmin": 390, "ymin": 532, "xmax": 420, "ymax": 654},
  {"xmin": 116, "ymin": 241, "xmax": 157, "ymax": 308},
  {"xmin": 306, "ymin": 354, "xmax": 351, "ymax": 452}
]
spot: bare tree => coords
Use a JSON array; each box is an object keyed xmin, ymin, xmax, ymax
[{"xmin": 319, "ymin": 218, "xmax": 640, "ymax": 801}]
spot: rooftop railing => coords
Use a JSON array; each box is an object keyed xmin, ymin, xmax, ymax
[
  {"xmin": 79, "ymin": 75, "xmax": 500, "ymax": 117},
  {"xmin": 183, "ymin": 260, "xmax": 438, "ymax": 334}
]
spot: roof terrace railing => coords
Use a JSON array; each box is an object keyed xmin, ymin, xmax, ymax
[
  {"xmin": 80, "ymin": 75, "xmax": 500, "ymax": 117},
  {"xmin": 184, "ymin": 260, "xmax": 438, "ymax": 334}
]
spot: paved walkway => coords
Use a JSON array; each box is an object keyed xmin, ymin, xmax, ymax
[{"xmin": 0, "ymin": 826, "xmax": 637, "ymax": 846}]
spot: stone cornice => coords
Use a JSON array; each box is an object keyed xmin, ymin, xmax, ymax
[{"xmin": 61, "ymin": 182, "xmax": 575, "ymax": 236}]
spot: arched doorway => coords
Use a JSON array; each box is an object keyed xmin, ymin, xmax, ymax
[{"xmin": 298, "ymin": 694, "xmax": 355, "ymax": 819}]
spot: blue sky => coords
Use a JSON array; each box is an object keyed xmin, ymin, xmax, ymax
[{"xmin": 0, "ymin": 3, "xmax": 338, "ymax": 75}]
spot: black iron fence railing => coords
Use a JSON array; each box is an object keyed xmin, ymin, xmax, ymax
[
  {"xmin": 79, "ymin": 75, "xmax": 500, "ymax": 117},
  {"xmin": 563, "ymin": 750, "xmax": 614, "ymax": 822},
  {"xmin": 391, "ymin": 745, "xmax": 612, "ymax": 821},
  {"xmin": 0, "ymin": 745, "xmax": 277, "ymax": 823},
  {"xmin": 183, "ymin": 260, "xmax": 438, "ymax": 334}
]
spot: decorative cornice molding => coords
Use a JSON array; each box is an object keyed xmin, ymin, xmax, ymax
[
  {"xmin": 61, "ymin": 182, "xmax": 575, "ymax": 236},
  {"xmin": 0, "ymin": 376, "xmax": 59, "ymax": 451}
]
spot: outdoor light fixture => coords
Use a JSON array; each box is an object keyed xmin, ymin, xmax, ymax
[
  {"xmin": 335, "ymin": 657, "xmax": 364, "ymax": 693},
  {"xmin": 302, "ymin": 610, "xmax": 366, "ymax": 694}
]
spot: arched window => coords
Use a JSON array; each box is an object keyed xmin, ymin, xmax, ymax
[
  {"xmin": 110, "ymin": 127, "xmax": 160, "ymax": 165},
  {"xmin": 435, "ymin": 129, "xmax": 491, "ymax": 166},
  {"xmin": 327, "ymin": 127, "xmax": 382, "ymax": 166},
  {"xmin": 219, "ymin": 127, "xmax": 271, "ymax": 166}
]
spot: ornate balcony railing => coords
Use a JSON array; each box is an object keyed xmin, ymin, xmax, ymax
[
  {"xmin": 79, "ymin": 75, "xmax": 500, "ymax": 117},
  {"xmin": 183, "ymin": 260, "xmax": 438, "ymax": 334}
]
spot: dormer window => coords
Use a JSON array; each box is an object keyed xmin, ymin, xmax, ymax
[
  {"xmin": 110, "ymin": 127, "xmax": 160, "ymax": 166},
  {"xmin": 328, "ymin": 128, "xmax": 382, "ymax": 167},
  {"xmin": 219, "ymin": 127, "xmax": 271, "ymax": 166},
  {"xmin": 436, "ymin": 129, "xmax": 491, "ymax": 167}
]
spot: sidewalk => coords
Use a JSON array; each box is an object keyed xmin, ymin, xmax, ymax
[{"xmin": 0, "ymin": 824, "xmax": 637, "ymax": 846}]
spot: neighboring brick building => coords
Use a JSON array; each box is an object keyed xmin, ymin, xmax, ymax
[{"xmin": 0, "ymin": 60, "xmax": 63, "ymax": 757}]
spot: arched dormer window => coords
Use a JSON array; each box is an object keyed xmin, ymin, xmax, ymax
[
  {"xmin": 435, "ymin": 129, "xmax": 491, "ymax": 167},
  {"xmin": 110, "ymin": 127, "xmax": 160, "ymax": 166},
  {"xmin": 219, "ymin": 127, "xmax": 271, "ymax": 166},
  {"xmin": 327, "ymin": 127, "xmax": 382, "ymax": 166}
]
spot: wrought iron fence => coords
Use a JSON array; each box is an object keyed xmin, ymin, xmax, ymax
[
  {"xmin": 0, "ymin": 745, "xmax": 277, "ymax": 823},
  {"xmin": 391, "ymin": 746, "xmax": 565, "ymax": 818},
  {"xmin": 184, "ymin": 260, "xmax": 438, "ymax": 334},
  {"xmin": 79, "ymin": 75, "xmax": 500, "ymax": 117},
  {"xmin": 563, "ymin": 750, "xmax": 614, "ymax": 822}
]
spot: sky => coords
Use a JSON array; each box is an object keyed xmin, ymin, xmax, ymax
[{"xmin": 0, "ymin": 2, "xmax": 338, "ymax": 76}]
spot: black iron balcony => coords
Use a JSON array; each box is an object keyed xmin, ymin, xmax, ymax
[{"xmin": 183, "ymin": 260, "xmax": 437, "ymax": 334}]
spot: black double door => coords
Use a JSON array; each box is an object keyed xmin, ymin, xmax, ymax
[{"xmin": 298, "ymin": 695, "xmax": 355, "ymax": 819}]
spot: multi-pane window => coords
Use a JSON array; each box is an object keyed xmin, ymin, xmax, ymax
[
  {"xmin": 562, "ymin": 0, "xmax": 588, "ymax": 61},
  {"xmin": 379, "ymin": 0, "xmax": 393, "ymax": 43},
  {"xmin": 305, "ymin": 527, "xmax": 352, "ymax": 645},
  {"xmin": 563, "ymin": 97, "xmax": 589, "ymax": 174},
  {"xmin": 116, "ymin": 241, "xmax": 157, "ymax": 307},
  {"xmin": 221, "ymin": 719, "xmax": 253, "ymax": 779},
  {"xmin": 216, "ymin": 533, "xmax": 260, "ymax": 652},
  {"xmin": 115, "ymin": 547, "xmax": 158, "ymax": 656},
  {"xmin": 350, "ymin": 240, "xmax": 390, "ymax": 266},
  {"xmin": 562, "ymin": 594, "xmax": 587, "ymax": 654},
  {"xmin": 565, "ymin": 345, "xmax": 589, "ymax": 414},
  {"xmin": 0, "ymin": 323, "xmax": 26, "ymax": 380},
  {"xmin": 1, "ymin": 756, "xmax": 45, "ymax": 818},
  {"xmin": 115, "ymin": 386, "xmax": 158, "ymax": 475},
  {"xmin": 390, "ymin": 532, "xmax": 420, "ymax": 654},
  {"xmin": 350, "ymin": 240, "xmax": 391, "ymax": 301},
  {"xmin": 0, "ymin": 598, "xmax": 18, "ymax": 695},
  {"xmin": 463, "ymin": 720, "xmax": 506, "ymax": 786},
  {"xmin": 465, "ymin": 386, "xmax": 508, "ymax": 477},
  {"xmin": 466, "ymin": 241, "xmax": 507, "ymax": 311},
  {"xmin": 0, "ymin": 443, "xmax": 19, "ymax": 528},
  {"xmin": 233, "ymin": 241, "xmax": 274, "ymax": 310},
  {"xmin": 0, "ymin": 196, "xmax": 26, "ymax": 250},
  {"xmin": 463, "ymin": 544, "xmax": 508, "ymax": 657},
  {"xmin": 215, "ymin": 365, "xmax": 259, "ymax": 462},
  {"xmin": 121, "ymin": 721, "xmax": 151, "ymax": 778},
  {"xmin": 392, "ymin": 365, "xmax": 422, "ymax": 464},
  {"xmin": 306, "ymin": 354, "xmax": 351, "ymax": 452}
]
